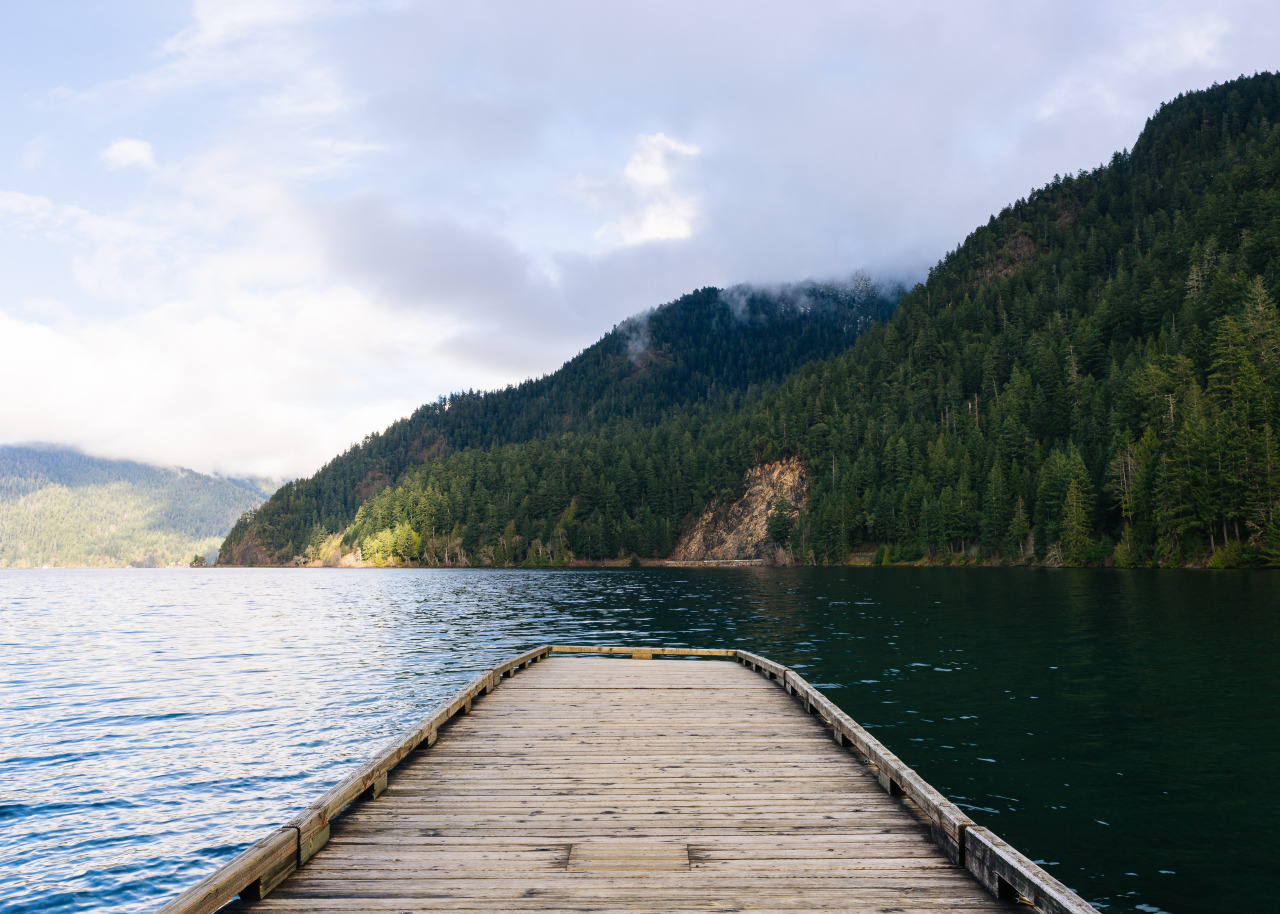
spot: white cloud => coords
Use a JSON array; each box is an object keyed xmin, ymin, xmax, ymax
[
  {"xmin": 0, "ymin": 141, "xmax": 539, "ymax": 477},
  {"xmin": 1036, "ymin": 13, "xmax": 1231, "ymax": 123},
  {"xmin": 615, "ymin": 196, "xmax": 698, "ymax": 246},
  {"xmin": 0, "ymin": 183, "xmax": 499, "ymax": 477},
  {"xmin": 19, "ymin": 297, "xmax": 68, "ymax": 320},
  {"xmin": 165, "ymin": 0, "xmax": 338, "ymax": 54},
  {"xmin": 623, "ymin": 133, "xmax": 700, "ymax": 189},
  {"xmin": 20, "ymin": 137, "xmax": 51, "ymax": 171},
  {"xmin": 595, "ymin": 132, "xmax": 702, "ymax": 246},
  {"xmin": 101, "ymin": 138, "xmax": 156, "ymax": 170}
]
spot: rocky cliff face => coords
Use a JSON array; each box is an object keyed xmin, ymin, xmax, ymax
[
  {"xmin": 669, "ymin": 457, "xmax": 807, "ymax": 563},
  {"xmin": 219, "ymin": 531, "xmax": 275, "ymax": 566}
]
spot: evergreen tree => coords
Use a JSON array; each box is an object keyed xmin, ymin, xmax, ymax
[
  {"xmin": 1007, "ymin": 496, "xmax": 1030, "ymax": 560},
  {"xmin": 767, "ymin": 497, "xmax": 797, "ymax": 545},
  {"xmin": 1062, "ymin": 480, "xmax": 1094, "ymax": 566}
]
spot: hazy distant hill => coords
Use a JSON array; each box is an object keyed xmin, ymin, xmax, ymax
[{"xmin": 0, "ymin": 445, "xmax": 277, "ymax": 567}]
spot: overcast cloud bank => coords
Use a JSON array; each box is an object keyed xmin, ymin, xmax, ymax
[{"xmin": 0, "ymin": 1, "xmax": 1275, "ymax": 476}]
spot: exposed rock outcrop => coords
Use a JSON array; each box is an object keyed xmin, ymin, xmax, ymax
[
  {"xmin": 670, "ymin": 457, "xmax": 807, "ymax": 563},
  {"xmin": 219, "ymin": 531, "xmax": 275, "ymax": 566}
]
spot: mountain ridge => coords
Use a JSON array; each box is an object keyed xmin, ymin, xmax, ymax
[
  {"xmin": 223, "ymin": 72, "xmax": 1280, "ymax": 569},
  {"xmin": 220, "ymin": 276, "xmax": 899, "ymax": 564}
]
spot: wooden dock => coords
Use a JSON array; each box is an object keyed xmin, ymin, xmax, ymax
[{"xmin": 160, "ymin": 646, "xmax": 1099, "ymax": 914}]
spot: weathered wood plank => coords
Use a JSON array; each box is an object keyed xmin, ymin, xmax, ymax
[
  {"xmin": 227, "ymin": 656, "xmax": 1011, "ymax": 913},
  {"xmin": 159, "ymin": 648, "xmax": 1095, "ymax": 914}
]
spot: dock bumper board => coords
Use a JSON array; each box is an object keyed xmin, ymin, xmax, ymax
[
  {"xmin": 966, "ymin": 826, "xmax": 1100, "ymax": 914},
  {"xmin": 734, "ymin": 649, "xmax": 788, "ymax": 681},
  {"xmin": 156, "ymin": 827, "xmax": 295, "ymax": 914},
  {"xmin": 550, "ymin": 644, "xmax": 736, "ymax": 658}
]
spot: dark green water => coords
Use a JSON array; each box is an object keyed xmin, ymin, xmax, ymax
[
  {"xmin": 616, "ymin": 567, "xmax": 1279, "ymax": 914},
  {"xmin": 3, "ymin": 567, "xmax": 1274, "ymax": 913}
]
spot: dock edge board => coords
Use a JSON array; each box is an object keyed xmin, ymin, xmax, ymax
[{"xmin": 155, "ymin": 644, "xmax": 1100, "ymax": 914}]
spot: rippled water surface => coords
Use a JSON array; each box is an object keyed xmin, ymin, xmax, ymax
[{"xmin": 1, "ymin": 567, "xmax": 1276, "ymax": 914}]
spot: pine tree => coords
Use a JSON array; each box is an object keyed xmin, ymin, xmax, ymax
[
  {"xmin": 1062, "ymin": 479, "xmax": 1093, "ymax": 565},
  {"xmin": 1243, "ymin": 277, "xmax": 1280, "ymax": 419},
  {"xmin": 1207, "ymin": 316, "xmax": 1265, "ymax": 542},
  {"xmin": 767, "ymin": 497, "xmax": 796, "ymax": 544},
  {"xmin": 981, "ymin": 463, "xmax": 1011, "ymax": 558},
  {"xmin": 1108, "ymin": 431, "xmax": 1139, "ymax": 527},
  {"xmin": 1007, "ymin": 496, "xmax": 1030, "ymax": 561}
]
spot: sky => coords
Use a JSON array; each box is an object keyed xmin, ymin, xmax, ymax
[{"xmin": 0, "ymin": 1, "xmax": 1276, "ymax": 479}]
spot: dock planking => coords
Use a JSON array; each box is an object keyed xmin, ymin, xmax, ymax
[
  {"xmin": 236, "ymin": 656, "xmax": 1006, "ymax": 913},
  {"xmin": 162, "ymin": 647, "xmax": 1099, "ymax": 914}
]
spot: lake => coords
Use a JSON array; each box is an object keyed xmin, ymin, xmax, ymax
[{"xmin": 1, "ymin": 567, "xmax": 1276, "ymax": 913}]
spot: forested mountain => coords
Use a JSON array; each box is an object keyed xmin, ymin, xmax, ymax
[
  {"xmin": 0, "ymin": 445, "xmax": 275, "ymax": 567},
  {"xmin": 771, "ymin": 73, "xmax": 1280, "ymax": 567},
  {"xmin": 224, "ymin": 73, "xmax": 1280, "ymax": 569},
  {"xmin": 220, "ymin": 278, "xmax": 897, "ymax": 563}
]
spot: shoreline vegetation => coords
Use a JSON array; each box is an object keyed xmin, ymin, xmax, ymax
[
  {"xmin": 196, "ymin": 548, "xmax": 1270, "ymax": 569},
  {"xmin": 270, "ymin": 542, "xmax": 1271, "ymax": 571},
  {"xmin": 220, "ymin": 75, "xmax": 1280, "ymax": 573}
]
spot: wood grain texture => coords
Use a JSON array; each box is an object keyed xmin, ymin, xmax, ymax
[{"xmin": 235, "ymin": 657, "xmax": 1011, "ymax": 913}]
